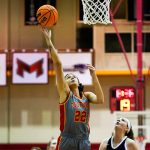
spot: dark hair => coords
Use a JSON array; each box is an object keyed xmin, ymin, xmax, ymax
[
  {"xmin": 75, "ymin": 75, "xmax": 84, "ymax": 98},
  {"xmin": 78, "ymin": 83, "xmax": 84, "ymax": 98},
  {"xmin": 125, "ymin": 127, "xmax": 134, "ymax": 140}
]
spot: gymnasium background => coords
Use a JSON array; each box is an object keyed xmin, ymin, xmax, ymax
[{"xmin": 0, "ymin": 0, "xmax": 150, "ymax": 149}]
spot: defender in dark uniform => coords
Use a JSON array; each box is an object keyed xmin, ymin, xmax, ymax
[
  {"xmin": 42, "ymin": 28, "xmax": 104, "ymax": 150},
  {"xmin": 99, "ymin": 118, "xmax": 139, "ymax": 150},
  {"xmin": 107, "ymin": 136, "xmax": 128, "ymax": 150}
]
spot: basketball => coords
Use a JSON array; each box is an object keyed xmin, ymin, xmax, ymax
[{"xmin": 36, "ymin": 5, "xmax": 58, "ymax": 27}]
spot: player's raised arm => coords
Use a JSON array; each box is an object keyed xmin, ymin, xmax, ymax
[
  {"xmin": 41, "ymin": 28, "xmax": 69, "ymax": 102},
  {"xmin": 85, "ymin": 64, "xmax": 104, "ymax": 104}
]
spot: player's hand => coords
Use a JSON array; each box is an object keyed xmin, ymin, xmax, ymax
[
  {"xmin": 41, "ymin": 26, "xmax": 52, "ymax": 40},
  {"xmin": 87, "ymin": 64, "xmax": 96, "ymax": 75},
  {"xmin": 40, "ymin": 26, "xmax": 53, "ymax": 48}
]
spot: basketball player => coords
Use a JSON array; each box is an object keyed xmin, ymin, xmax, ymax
[
  {"xmin": 41, "ymin": 28, "xmax": 104, "ymax": 150},
  {"xmin": 99, "ymin": 117, "xmax": 139, "ymax": 150}
]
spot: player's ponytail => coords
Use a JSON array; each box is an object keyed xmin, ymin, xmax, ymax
[
  {"xmin": 78, "ymin": 83, "xmax": 84, "ymax": 98},
  {"xmin": 125, "ymin": 127, "xmax": 134, "ymax": 140}
]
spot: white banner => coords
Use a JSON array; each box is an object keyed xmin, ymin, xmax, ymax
[
  {"xmin": 12, "ymin": 53, "xmax": 48, "ymax": 84},
  {"xmin": 59, "ymin": 52, "xmax": 93, "ymax": 85},
  {"xmin": 0, "ymin": 53, "xmax": 7, "ymax": 86}
]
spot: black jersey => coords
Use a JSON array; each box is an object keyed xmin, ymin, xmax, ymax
[{"xmin": 107, "ymin": 136, "xmax": 128, "ymax": 150}]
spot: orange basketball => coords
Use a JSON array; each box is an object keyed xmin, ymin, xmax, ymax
[{"xmin": 36, "ymin": 5, "xmax": 58, "ymax": 27}]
